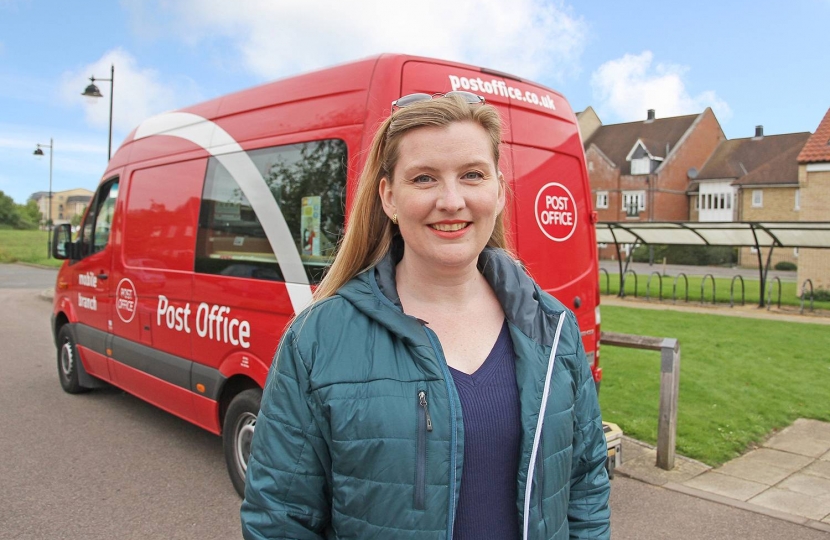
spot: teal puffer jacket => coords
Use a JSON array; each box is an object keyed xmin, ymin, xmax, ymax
[{"xmin": 241, "ymin": 248, "xmax": 610, "ymax": 539}]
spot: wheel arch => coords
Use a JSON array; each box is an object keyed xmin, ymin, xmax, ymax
[{"xmin": 218, "ymin": 375, "xmax": 262, "ymax": 434}]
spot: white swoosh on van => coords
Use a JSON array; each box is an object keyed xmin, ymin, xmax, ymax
[{"xmin": 134, "ymin": 112, "xmax": 313, "ymax": 314}]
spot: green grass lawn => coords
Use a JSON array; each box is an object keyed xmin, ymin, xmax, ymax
[
  {"xmin": 0, "ymin": 229, "xmax": 63, "ymax": 267},
  {"xmin": 598, "ymin": 305, "xmax": 830, "ymax": 466},
  {"xmin": 599, "ymin": 272, "xmax": 830, "ymax": 311}
]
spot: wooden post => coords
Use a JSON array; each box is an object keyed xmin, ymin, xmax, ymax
[
  {"xmin": 657, "ymin": 338, "xmax": 680, "ymax": 470},
  {"xmin": 600, "ymin": 331, "xmax": 681, "ymax": 470}
]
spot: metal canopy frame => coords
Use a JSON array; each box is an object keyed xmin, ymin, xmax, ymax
[{"xmin": 596, "ymin": 221, "xmax": 830, "ymax": 307}]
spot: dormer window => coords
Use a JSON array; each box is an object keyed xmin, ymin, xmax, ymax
[
  {"xmin": 626, "ymin": 139, "xmax": 662, "ymax": 175},
  {"xmin": 631, "ymin": 157, "xmax": 651, "ymax": 175}
]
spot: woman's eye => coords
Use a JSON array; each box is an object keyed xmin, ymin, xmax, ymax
[
  {"xmin": 462, "ymin": 171, "xmax": 484, "ymax": 180},
  {"xmin": 413, "ymin": 174, "xmax": 434, "ymax": 184}
]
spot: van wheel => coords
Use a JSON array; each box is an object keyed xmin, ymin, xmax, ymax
[
  {"xmin": 57, "ymin": 325, "xmax": 89, "ymax": 394},
  {"xmin": 223, "ymin": 388, "xmax": 262, "ymax": 498}
]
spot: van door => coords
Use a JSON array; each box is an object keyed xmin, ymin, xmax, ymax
[
  {"xmin": 505, "ymin": 81, "xmax": 598, "ymax": 356},
  {"xmin": 71, "ymin": 177, "xmax": 120, "ymax": 380}
]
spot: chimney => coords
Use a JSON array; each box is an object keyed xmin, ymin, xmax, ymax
[
  {"xmin": 646, "ymin": 109, "xmax": 656, "ymax": 122},
  {"xmin": 754, "ymin": 125, "xmax": 764, "ymax": 139}
]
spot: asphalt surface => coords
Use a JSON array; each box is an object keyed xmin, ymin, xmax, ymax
[{"xmin": 1, "ymin": 263, "xmax": 826, "ymax": 539}]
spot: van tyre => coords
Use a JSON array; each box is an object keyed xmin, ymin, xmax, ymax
[
  {"xmin": 57, "ymin": 325, "xmax": 89, "ymax": 394},
  {"xmin": 223, "ymin": 388, "xmax": 262, "ymax": 498}
]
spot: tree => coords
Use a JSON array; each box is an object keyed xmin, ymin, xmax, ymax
[
  {"xmin": 18, "ymin": 200, "xmax": 42, "ymax": 229},
  {"xmin": 0, "ymin": 190, "xmax": 21, "ymax": 228},
  {"xmin": 0, "ymin": 191, "xmax": 40, "ymax": 229},
  {"xmin": 70, "ymin": 207, "xmax": 85, "ymax": 227}
]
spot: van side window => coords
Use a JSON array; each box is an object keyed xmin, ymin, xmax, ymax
[
  {"xmin": 195, "ymin": 139, "xmax": 347, "ymax": 283},
  {"xmin": 80, "ymin": 180, "xmax": 119, "ymax": 257}
]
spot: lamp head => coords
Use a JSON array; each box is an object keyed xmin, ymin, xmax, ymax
[
  {"xmin": 82, "ymin": 81, "xmax": 103, "ymax": 104},
  {"xmin": 33, "ymin": 147, "xmax": 44, "ymax": 158}
]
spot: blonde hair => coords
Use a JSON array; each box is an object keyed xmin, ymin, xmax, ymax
[{"xmin": 313, "ymin": 94, "xmax": 510, "ymax": 301}]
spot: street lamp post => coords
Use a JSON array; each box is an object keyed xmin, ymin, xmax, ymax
[
  {"xmin": 33, "ymin": 139, "xmax": 53, "ymax": 258},
  {"xmin": 81, "ymin": 64, "xmax": 114, "ymax": 160}
]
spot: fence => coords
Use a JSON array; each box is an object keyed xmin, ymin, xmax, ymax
[
  {"xmin": 601, "ymin": 331, "xmax": 681, "ymax": 470},
  {"xmin": 602, "ymin": 269, "xmax": 820, "ymax": 312}
]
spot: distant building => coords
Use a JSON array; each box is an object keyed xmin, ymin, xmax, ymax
[
  {"xmin": 29, "ymin": 188, "xmax": 93, "ymax": 226},
  {"xmin": 796, "ymin": 108, "xmax": 830, "ymax": 291},
  {"xmin": 689, "ymin": 127, "xmax": 811, "ymax": 267},
  {"xmin": 579, "ymin": 107, "xmax": 725, "ymax": 259}
]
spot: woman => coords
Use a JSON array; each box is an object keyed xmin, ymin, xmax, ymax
[{"xmin": 241, "ymin": 92, "xmax": 610, "ymax": 539}]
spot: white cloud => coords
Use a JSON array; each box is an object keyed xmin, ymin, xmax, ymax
[
  {"xmin": 123, "ymin": 0, "xmax": 587, "ymax": 82},
  {"xmin": 590, "ymin": 51, "xmax": 731, "ymax": 122},
  {"xmin": 59, "ymin": 48, "xmax": 200, "ymax": 135}
]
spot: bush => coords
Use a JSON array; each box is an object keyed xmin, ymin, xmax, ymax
[
  {"xmin": 774, "ymin": 261, "xmax": 797, "ymax": 271},
  {"xmin": 810, "ymin": 288, "xmax": 830, "ymax": 302},
  {"xmin": 632, "ymin": 244, "xmax": 738, "ymax": 266}
]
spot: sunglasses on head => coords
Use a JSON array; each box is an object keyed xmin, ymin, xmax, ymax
[{"xmin": 391, "ymin": 91, "xmax": 485, "ymax": 111}]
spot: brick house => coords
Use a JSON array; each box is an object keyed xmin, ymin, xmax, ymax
[
  {"xmin": 689, "ymin": 127, "xmax": 811, "ymax": 267},
  {"xmin": 578, "ymin": 108, "xmax": 725, "ymax": 258},
  {"xmin": 796, "ymin": 108, "xmax": 830, "ymax": 292}
]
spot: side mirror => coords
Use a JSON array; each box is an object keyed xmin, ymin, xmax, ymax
[{"xmin": 51, "ymin": 224, "xmax": 74, "ymax": 260}]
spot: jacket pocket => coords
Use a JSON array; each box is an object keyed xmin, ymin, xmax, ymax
[{"xmin": 415, "ymin": 389, "xmax": 433, "ymax": 510}]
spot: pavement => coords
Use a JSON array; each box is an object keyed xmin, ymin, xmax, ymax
[{"xmin": 616, "ymin": 421, "xmax": 830, "ymax": 534}]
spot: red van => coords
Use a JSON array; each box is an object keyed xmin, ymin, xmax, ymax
[{"xmin": 50, "ymin": 53, "xmax": 601, "ymax": 496}]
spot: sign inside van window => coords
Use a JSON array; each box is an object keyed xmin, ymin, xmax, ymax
[
  {"xmin": 535, "ymin": 183, "xmax": 577, "ymax": 242},
  {"xmin": 448, "ymin": 75, "xmax": 555, "ymax": 111}
]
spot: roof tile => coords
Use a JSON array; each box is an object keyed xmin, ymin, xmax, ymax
[
  {"xmin": 584, "ymin": 113, "xmax": 699, "ymax": 175},
  {"xmin": 797, "ymin": 108, "xmax": 830, "ymax": 163},
  {"xmin": 698, "ymin": 132, "xmax": 811, "ymax": 185}
]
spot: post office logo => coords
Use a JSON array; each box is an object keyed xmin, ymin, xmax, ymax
[
  {"xmin": 116, "ymin": 278, "xmax": 138, "ymax": 323},
  {"xmin": 535, "ymin": 182, "xmax": 577, "ymax": 242}
]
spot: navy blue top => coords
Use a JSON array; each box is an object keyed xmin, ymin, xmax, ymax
[{"xmin": 449, "ymin": 321, "xmax": 521, "ymax": 540}]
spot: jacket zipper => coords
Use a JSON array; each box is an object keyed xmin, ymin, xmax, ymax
[
  {"xmin": 415, "ymin": 390, "xmax": 433, "ymax": 510},
  {"xmin": 423, "ymin": 327, "xmax": 459, "ymax": 539},
  {"xmin": 522, "ymin": 314, "xmax": 566, "ymax": 540}
]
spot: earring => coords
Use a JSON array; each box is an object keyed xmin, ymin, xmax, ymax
[{"xmin": 392, "ymin": 213, "xmax": 398, "ymax": 225}]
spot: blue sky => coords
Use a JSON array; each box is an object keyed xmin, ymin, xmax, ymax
[{"xmin": 2, "ymin": 0, "xmax": 828, "ymax": 204}]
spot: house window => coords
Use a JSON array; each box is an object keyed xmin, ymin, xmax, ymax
[
  {"xmin": 595, "ymin": 191, "xmax": 608, "ymax": 209},
  {"xmin": 631, "ymin": 157, "xmax": 651, "ymax": 175},
  {"xmin": 752, "ymin": 190, "xmax": 763, "ymax": 207},
  {"xmin": 588, "ymin": 161, "xmax": 594, "ymax": 172},
  {"xmin": 622, "ymin": 191, "xmax": 645, "ymax": 215},
  {"xmin": 694, "ymin": 196, "xmax": 699, "ymax": 210},
  {"xmin": 795, "ymin": 189, "xmax": 800, "ymax": 210}
]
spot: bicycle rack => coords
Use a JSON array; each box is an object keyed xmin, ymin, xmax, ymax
[
  {"xmin": 599, "ymin": 268, "xmax": 610, "ymax": 295},
  {"xmin": 729, "ymin": 275, "xmax": 745, "ymax": 307},
  {"xmin": 622, "ymin": 269, "xmax": 638, "ymax": 298},
  {"xmin": 800, "ymin": 279, "xmax": 814, "ymax": 314},
  {"xmin": 700, "ymin": 274, "xmax": 716, "ymax": 305},
  {"xmin": 766, "ymin": 277, "xmax": 782, "ymax": 311},
  {"xmin": 646, "ymin": 272, "xmax": 663, "ymax": 302},
  {"xmin": 672, "ymin": 273, "xmax": 689, "ymax": 304}
]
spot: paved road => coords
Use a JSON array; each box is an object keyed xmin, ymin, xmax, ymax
[
  {"xmin": 0, "ymin": 269, "xmax": 241, "ymax": 540},
  {"xmin": 0, "ymin": 263, "xmax": 58, "ymax": 289},
  {"xmin": 1, "ymin": 263, "xmax": 825, "ymax": 539}
]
